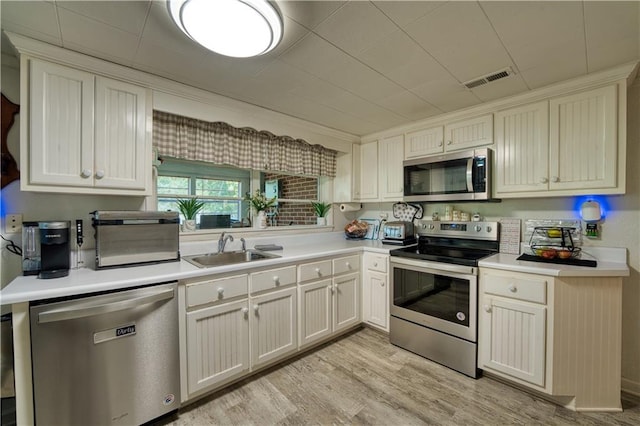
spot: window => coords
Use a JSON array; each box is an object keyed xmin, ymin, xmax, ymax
[
  {"xmin": 156, "ymin": 159, "xmax": 322, "ymax": 229},
  {"xmin": 157, "ymin": 159, "xmax": 250, "ymax": 228}
]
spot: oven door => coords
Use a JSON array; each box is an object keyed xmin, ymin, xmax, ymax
[{"xmin": 390, "ymin": 257, "xmax": 477, "ymax": 342}]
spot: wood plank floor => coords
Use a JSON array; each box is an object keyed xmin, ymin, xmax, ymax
[{"xmin": 156, "ymin": 327, "xmax": 640, "ymax": 425}]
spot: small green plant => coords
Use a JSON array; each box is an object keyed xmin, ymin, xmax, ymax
[
  {"xmin": 311, "ymin": 201, "xmax": 332, "ymax": 218},
  {"xmin": 176, "ymin": 198, "xmax": 205, "ymax": 220},
  {"xmin": 244, "ymin": 189, "xmax": 277, "ymax": 212}
]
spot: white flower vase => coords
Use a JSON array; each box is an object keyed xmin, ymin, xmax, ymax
[
  {"xmin": 182, "ymin": 219, "xmax": 196, "ymax": 232},
  {"xmin": 317, "ymin": 217, "xmax": 327, "ymax": 226},
  {"xmin": 257, "ymin": 211, "xmax": 267, "ymax": 229}
]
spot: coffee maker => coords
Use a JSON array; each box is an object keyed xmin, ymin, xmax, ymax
[{"xmin": 22, "ymin": 221, "xmax": 70, "ymax": 279}]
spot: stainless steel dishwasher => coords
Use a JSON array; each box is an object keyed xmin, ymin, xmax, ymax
[{"xmin": 30, "ymin": 282, "xmax": 180, "ymax": 425}]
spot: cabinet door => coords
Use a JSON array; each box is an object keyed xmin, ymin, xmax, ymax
[
  {"xmin": 333, "ymin": 150, "xmax": 353, "ymax": 203},
  {"xmin": 479, "ymin": 296, "xmax": 546, "ymax": 387},
  {"xmin": 30, "ymin": 59, "xmax": 95, "ymax": 187},
  {"xmin": 362, "ymin": 270, "xmax": 388, "ymax": 331},
  {"xmin": 94, "ymin": 77, "xmax": 149, "ymax": 190},
  {"xmin": 378, "ymin": 135, "xmax": 404, "ymax": 200},
  {"xmin": 298, "ymin": 279, "xmax": 332, "ymax": 347},
  {"xmin": 494, "ymin": 102, "xmax": 549, "ymax": 194},
  {"xmin": 444, "ymin": 114, "xmax": 493, "ymax": 151},
  {"xmin": 333, "ymin": 272, "xmax": 360, "ymax": 332},
  {"xmin": 250, "ymin": 287, "xmax": 297, "ymax": 368},
  {"xmin": 354, "ymin": 141, "xmax": 378, "ymax": 200},
  {"xmin": 549, "ymin": 85, "xmax": 617, "ymax": 190},
  {"xmin": 405, "ymin": 126, "xmax": 444, "ymax": 158},
  {"xmin": 186, "ymin": 299, "xmax": 249, "ymax": 395}
]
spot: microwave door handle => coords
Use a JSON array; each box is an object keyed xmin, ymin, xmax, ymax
[{"xmin": 466, "ymin": 157, "xmax": 474, "ymax": 192}]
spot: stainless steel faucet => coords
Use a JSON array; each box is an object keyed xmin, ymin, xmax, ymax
[
  {"xmin": 217, "ymin": 232, "xmax": 234, "ymax": 253},
  {"xmin": 240, "ymin": 238, "xmax": 246, "ymax": 252}
]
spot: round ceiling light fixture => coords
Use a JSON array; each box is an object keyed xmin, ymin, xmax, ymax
[{"xmin": 168, "ymin": 0, "xmax": 283, "ymax": 58}]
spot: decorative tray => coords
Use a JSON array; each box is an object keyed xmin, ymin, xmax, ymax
[{"xmin": 516, "ymin": 254, "xmax": 597, "ymax": 268}]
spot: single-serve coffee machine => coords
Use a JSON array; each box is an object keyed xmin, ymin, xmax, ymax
[{"xmin": 22, "ymin": 221, "xmax": 70, "ymax": 279}]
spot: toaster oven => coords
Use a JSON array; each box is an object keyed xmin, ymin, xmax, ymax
[{"xmin": 92, "ymin": 211, "xmax": 180, "ymax": 268}]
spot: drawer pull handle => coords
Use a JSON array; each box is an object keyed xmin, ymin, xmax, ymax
[
  {"xmin": 484, "ymin": 305, "xmax": 492, "ymax": 313},
  {"xmin": 508, "ymin": 284, "xmax": 517, "ymax": 293},
  {"xmin": 217, "ymin": 287, "xmax": 224, "ymax": 296}
]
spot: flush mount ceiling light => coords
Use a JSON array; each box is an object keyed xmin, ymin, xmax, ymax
[{"xmin": 168, "ymin": 0, "xmax": 282, "ymax": 58}]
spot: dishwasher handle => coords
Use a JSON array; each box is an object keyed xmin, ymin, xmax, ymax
[{"xmin": 38, "ymin": 287, "xmax": 175, "ymax": 324}]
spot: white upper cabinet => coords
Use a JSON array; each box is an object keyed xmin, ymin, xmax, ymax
[
  {"xmin": 444, "ymin": 114, "xmax": 493, "ymax": 152},
  {"xmin": 495, "ymin": 84, "xmax": 621, "ymax": 198},
  {"xmin": 548, "ymin": 85, "xmax": 617, "ymax": 191},
  {"xmin": 25, "ymin": 58, "xmax": 152, "ymax": 195},
  {"xmin": 378, "ymin": 135, "xmax": 404, "ymax": 200},
  {"xmin": 353, "ymin": 140, "xmax": 378, "ymax": 200},
  {"xmin": 494, "ymin": 101, "xmax": 549, "ymax": 194},
  {"xmin": 404, "ymin": 126, "xmax": 444, "ymax": 158}
]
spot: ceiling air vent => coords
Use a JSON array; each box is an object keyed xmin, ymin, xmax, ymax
[{"xmin": 463, "ymin": 67, "xmax": 513, "ymax": 89}]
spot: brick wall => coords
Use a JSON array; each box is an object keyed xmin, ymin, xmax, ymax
[{"xmin": 264, "ymin": 173, "xmax": 317, "ymax": 226}]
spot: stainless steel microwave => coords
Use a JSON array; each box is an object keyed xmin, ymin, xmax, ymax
[{"xmin": 403, "ymin": 148, "xmax": 492, "ymax": 202}]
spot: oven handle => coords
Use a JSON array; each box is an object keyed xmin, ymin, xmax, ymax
[
  {"xmin": 390, "ymin": 256, "xmax": 477, "ymax": 277},
  {"xmin": 466, "ymin": 157, "xmax": 474, "ymax": 193}
]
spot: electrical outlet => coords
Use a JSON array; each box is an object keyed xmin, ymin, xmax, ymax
[
  {"xmin": 379, "ymin": 213, "xmax": 388, "ymax": 219},
  {"xmin": 5, "ymin": 214, "xmax": 23, "ymax": 234}
]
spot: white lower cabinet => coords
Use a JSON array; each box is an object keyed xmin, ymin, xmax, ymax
[
  {"xmin": 249, "ymin": 287, "xmax": 297, "ymax": 369},
  {"xmin": 479, "ymin": 267, "xmax": 624, "ymax": 411},
  {"xmin": 186, "ymin": 299, "xmax": 249, "ymax": 395},
  {"xmin": 333, "ymin": 272, "xmax": 360, "ymax": 333},
  {"xmin": 361, "ymin": 253, "xmax": 389, "ymax": 331},
  {"xmin": 299, "ymin": 279, "xmax": 333, "ymax": 347}
]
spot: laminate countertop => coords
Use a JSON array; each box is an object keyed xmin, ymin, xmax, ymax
[
  {"xmin": 1, "ymin": 233, "xmax": 396, "ymax": 305},
  {"xmin": 478, "ymin": 246, "xmax": 629, "ymax": 277}
]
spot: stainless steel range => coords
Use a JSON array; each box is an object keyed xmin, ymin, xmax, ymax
[{"xmin": 389, "ymin": 221, "xmax": 499, "ymax": 378}]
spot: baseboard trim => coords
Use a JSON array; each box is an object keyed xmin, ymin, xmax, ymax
[{"xmin": 622, "ymin": 378, "xmax": 640, "ymax": 398}]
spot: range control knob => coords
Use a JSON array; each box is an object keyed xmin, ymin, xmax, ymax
[
  {"xmin": 486, "ymin": 226, "xmax": 492, "ymax": 232},
  {"xmin": 429, "ymin": 224, "xmax": 435, "ymax": 230},
  {"xmin": 475, "ymin": 225, "xmax": 482, "ymax": 232},
  {"xmin": 422, "ymin": 224, "xmax": 428, "ymax": 229}
]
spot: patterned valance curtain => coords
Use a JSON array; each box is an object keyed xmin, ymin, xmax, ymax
[{"xmin": 153, "ymin": 110, "xmax": 337, "ymax": 177}]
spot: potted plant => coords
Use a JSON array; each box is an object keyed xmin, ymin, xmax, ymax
[
  {"xmin": 311, "ymin": 201, "xmax": 332, "ymax": 226},
  {"xmin": 176, "ymin": 197, "xmax": 205, "ymax": 231},
  {"xmin": 244, "ymin": 189, "xmax": 277, "ymax": 229}
]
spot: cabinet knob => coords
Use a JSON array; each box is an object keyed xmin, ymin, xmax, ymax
[
  {"xmin": 438, "ymin": 141, "xmax": 443, "ymax": 147},
  {"xmin": 345, "ymin": 262, "xmax": 350, "ymax": 268},
  {"xmin": 241, "ymin": 307, "xmax": 249, "ymax": 315},
  {"xmin": 447, "ymin": 140, "xmax": 452, "ymax": 145},
  {"xmin": 273, "ymin": 276, "xmax": 279, "ymax": 284},
  {"xmin": 508, "ymin": 284, "xmax": 517, "ymax": 293},
  {"xmin": 380, "ymin": 282, "xmax": 385, "ymax": 287},
  {"xmin": 81, "ymin": 169, "xmax": 92, "ymax": 178},
  {"xmin": 95, "ymin": 170, "xmax": 105, "ymax": 179},
  {"xmin": 315, "ymin": 267, "xmax": 321, "ymax": 275},
  {"xmin": 330, "ymin": 285, "xmax": 335, "ymax": 294},
  {"xmin": 217, "ymin": 287, "xmax": 224, "ymax": 296},
  {"xmin": 551, "ymin": 176, "xmax": 559, "ymax": 183},
  {"xmin": 253, "ymin": 305, "xmax": 259, "ymax": 313},
  {"xmin": 373, "ymin": 262, "xmax": 378, "ymax": 267},
  {"xmin": 484, "ymin": 305, "xmax": 492, "ymax": 313},
  {"xmin": 540, "ymin": 177, "xmax": 548, "ymax": 184}
]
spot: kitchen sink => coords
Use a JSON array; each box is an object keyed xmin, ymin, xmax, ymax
[{"xmin": 183, "ymin": 249, "xmax": 280, "ymax": 268}]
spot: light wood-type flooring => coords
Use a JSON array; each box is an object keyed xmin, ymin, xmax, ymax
[{"xmin": 157, "ymin": 327, "xmax": 640, "ymax": 425}]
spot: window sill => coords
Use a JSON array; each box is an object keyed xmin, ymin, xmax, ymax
[{"xmin": 178, "ymin": 225, "xmax": 335, "ymax": 241}]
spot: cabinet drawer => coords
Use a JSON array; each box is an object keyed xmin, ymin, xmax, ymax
[
  {"xmin": 483, "ymin": 273, "xmax": 547, "ymax": 304},
  {"xmin": 186, "ymin": 274, "xmax": 248, "ymax": 308},
  {"xmin": 250, "ymin": 265, "xmax": 297, "ymax": 293},
  {"xmin": 298, "ymin": 260, "xmax": 332, "ymax": 282},
  {"xmin": 333, "ymin": 255, "xmax": 360, "ymax": 275},
  {"xmin": 364, "ymin": 254, "xmax": 387, "ymax": 273}
]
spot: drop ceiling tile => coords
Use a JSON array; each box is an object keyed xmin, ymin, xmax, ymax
[
  {"xmin": 281, "ymin": 1, "xmax": 347, "ymax": 30},
  {"xmin": 584, "ymin": 1, "xmax": 640, "ymax": 72},
  {"xmin": 410, "ymin": 77, "xmax": 481, "ymax": 113},
  {"xmin": 480, "ymin": 1, "xmax": 585, "ymax": 71},
  {"xmin": 374, "ymin": 90, "xmax": 442, "ymax": 121},
  {"xmin": 373, "ymin": 0, "xmax": 447, "ymax": 27},
  {"xmin": 314, "ymin": 1, "xmax": 398, "ymax": 56},
  {"xmin": 470, "ymin": 73, "xmax": 530, "ymax": 102},
  {"xmin": 0, "ymin": 0, "xmax": 61, "ymax": 44},
  {"xmin": 357, "ymin": 29, "xmax": 453, "ymax": 90},
  {"xmin": 279, "ymin": 33, "xmax": 351, "ymax": 79},
  {"xmin": 58, "ymin": 9, "xmax": 139, "ymax": 64},
  {"xmin": 55, "ymin": 1, "xmax": 150, "ymax": 35},
  {"xmin": 134, "ymin": 37, "xmax": 207, "ymax": 84},
  {"xmin": 518, "ymin": 49, "xmax": 587, "ymax": 89},
  {"xmin": 404, "ymin": 1, "xmax": 514, "ymax": 83}
]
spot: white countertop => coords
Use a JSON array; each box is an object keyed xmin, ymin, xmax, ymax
[
  {"xmin": 1, "ymin": 233, "xmax": 395, "ymax": 305},
  {"xmin": 479, "ymin": 246, "xmax": 630, "ymax": 277}
]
